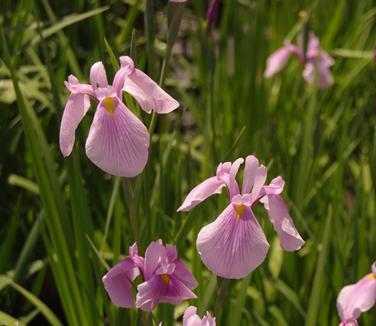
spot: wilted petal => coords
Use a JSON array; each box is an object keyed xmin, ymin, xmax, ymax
[
  {"xmin": 177, "ymin": 176, "xmax": 226, "ymax": 212},
  {"xmin": 337, "ymin": 270, "xmax": 376, "ymax": 321},
  {"xmin": 85, "ymin": 98, "xmax": 149, "ymax": 177},
  {"xmin": 196, "ymin": 204, "xmax": 269, "ymax": 279},
  {"xmin": 144, "ymin": 240, "xmax": 165, "ymax": 280},
  {"xmin": 123, "ymin": 68, "xmax": 179, "ymax": 114},
  {"xmin": 90, "ymin": 62, "xmax": 108, "ymax": 88},
  {"xmin": 102, "ymin": 258, "xmax": 139, "ymax": 308},
  {"xmin": 59, "ymin": 93, "xmax": 90, "ymax": 157},
  {"xmin": 261, "ymin": 195, "xmax": 304, "ymax": 251},
  {"xmin": 136, "ymin": 274, "xmax": 197, "ymax": 311},
  {"xmin": 242, "ymin": 155, "xmax": 259, "ymax": 194}
]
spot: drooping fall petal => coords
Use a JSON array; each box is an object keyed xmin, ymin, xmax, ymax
[
  {"xmin": 261, "ymin": 194, "xmax": 305, "ymax": 251},
  {"xmin": 59, "ymin": 93, "xmax": 90, "ymax": 157},
  {"xmin": 102, "ymin": 258, "xmax": 139, "ymax": 308},
  {"xmin": 136, "ymin": 274, "xmax": 197, "ymax": 311},
  {"xmin": 264, "ymin": 43, "xmax": 301, "ymax": 78},
  {"xmin": 85, "ymin": 98, "xmax": 149, "ymax": 177},
  {"xmin": 196, "ymin": 204, "xmax": 269, "ymax": 279},
  {"xmin": 123, "ymin": 68, "xmax": 179, "ymax": 114},
  {"xmin": 177, "ymin": 176, "xmax": 226, "ymax": 212},
  {"xmin": 337, "ymin": 268, "xmax": 376, "ymax": 323}
]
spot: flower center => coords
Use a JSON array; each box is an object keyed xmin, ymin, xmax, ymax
[
  {"xmin": 367, "ymin": 274, "xmax": 375, "ymax": 281},
  {"xmin": 160, "ymin": 274, "xmax": 171, "ymax": 285},
  {"xmin": 103, "ymin": 97, "xmax": 115, "ymax": 113},
  {"xmin": 234, "ymin": 204, "xmax": 246, "ymax": 218}
]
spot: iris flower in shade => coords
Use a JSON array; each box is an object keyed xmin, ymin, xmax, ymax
[
  {"xmin": 136, "ymin": 240, "xmax": 198, "ymax": 311},
  {"xmin": 178, "ymin": 155, "xmax": 304, "ymax": 279},
  {"xmin": 103, "ymin": 240, "xmax": 197, "ymax": 311},
  {"xmin": 183, "ymin": 306, "xmax": 216, "ymax": 326},
  {"xmin": 59, "ymin": 56, "xmax": 179, "ymax": 177},
  {"xmin": 102, "ymin": 243, "xmax": 143, "ymax": 308},
  {"xmin": 336, "ymin": 262, "xmax": 376, "ymax": 326},
  {"xmin": 264, "ymin": 33, "xmax": 334, "ymax": 89}
]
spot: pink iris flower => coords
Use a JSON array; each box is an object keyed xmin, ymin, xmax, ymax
[
  {"xmin": 183, "ymin": 306, "xmax": 216, "ymax": 326},
  {"xmin": 60, "ymin": 56, "xmax": 179, "ymax": 177},
  {"xmin": 336, "ymin": 262, "xmax": 376, "ymax": 326},
  {"xmin": 264, "ymin": 33, "xmax": 334, "ymax": 89},
  {"xmin": 102, "ymin": 240, "xmax": 197, "ymax": 311},
  {"xmin": 178, "ymin": 155, "xmax": 304, "ymax": 279}
]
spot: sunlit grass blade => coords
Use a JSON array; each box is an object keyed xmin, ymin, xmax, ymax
[{"xmin": 1, "ymin": 276, "xmax": 64, "ymax": 326}]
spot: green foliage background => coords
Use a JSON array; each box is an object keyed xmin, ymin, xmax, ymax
[{"xmin": 0, "ymin": 0, "xmax": 376, "ymax": 325}]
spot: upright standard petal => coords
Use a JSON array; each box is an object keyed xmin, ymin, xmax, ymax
[
  {"xmin": 85, "ymin": 98, "xmax": 149, "ymax": 177},
  {"xmin": 90, "ymin": 61, "xmax": 108, "ymax": 89},
  {"xmin": 177, "ymin": 176, "xmax": 226, "ymax": 212},
  {"xmin": 59, "ymin": 93, "xmax": 90, "ymax": 157},
  {"xmin": 261, "ymin": 195, "xmax": 304, "ymax": 251},
  {"xmin": 113, "ymin": 56, "xmax": 135, "ymax": 97},
  {"xmin": 337, "ymin": 269, "xmax": 376, "ymax": 322},
  {"xmin": 250, "ymin": 165, "xmax": 267, "ymax": 203},
  {"xmin": 144, "ymin": 240, "xmax": 165, "ymax": 280},
  {"xmin": 196, "ymin": 204, "xmax": 269, "ymax": 279},
  {"xmin": 102, "ymin": 258, "xmax": 139, "ymax": 308},
  {"xmin": 123, "ymin": 68, "xmax": 179, "ymax": 114},
  {"xmin": 136, "ymin": 274, "xmax": 197, "ymax": 311},
  {"xmin": 242, "ymin": 155, "xmax": 259, "ymax": 195},
  {"xmin": 228, "ymin": 158, "xmax": 244, "ymax": 198}
]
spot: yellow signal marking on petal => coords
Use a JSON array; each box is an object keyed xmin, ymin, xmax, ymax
[
  {"xmin": 234, "ymin": 204, "xmax": 245, "ymax": 218},
  {"xmin": 103, "ymin": 97, "xmax": 115, "ymax": 113},
  {"xmin": 160, "ymin": 274, "xmax": 171, "ymax": 285},
  {"xmin": 367, "ymin": 274, "xmax": 375, "ymax": 281}
]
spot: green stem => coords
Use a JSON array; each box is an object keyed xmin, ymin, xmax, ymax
[
  {"xmin": 214, "ymin": 277, "xmax": 231, "ymax": 322},
  {"xmin": 123, "ymin": 178, "xmax": 140, "ymax": 242}
]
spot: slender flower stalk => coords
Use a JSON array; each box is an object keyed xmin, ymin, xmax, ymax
[
  {"xmin": 336, "ymin": 262, "xmax": 376, "ymax": 326},
  {"xmin": 59, "ymin": 56, "xmax": 179, "ymax": 177},
  {"xmin": 178, "ymin": 155, "xmax": 304, "ymax": 279}
]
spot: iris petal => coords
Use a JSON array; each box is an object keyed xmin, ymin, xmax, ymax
[
  {"xmin": 196, "ymin": 205, "xmax": 269, "ymax": 279},
  {"xmin": 85, "ymin": 98, "xmax": 149, "ymax": 177},
  {"xmin": 124, "ymin": 68, "xmax": 179, "ymax": 114},
  {"xmin": 59, "ymin": 93, "xmax": 90, "ymax": 157}
]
